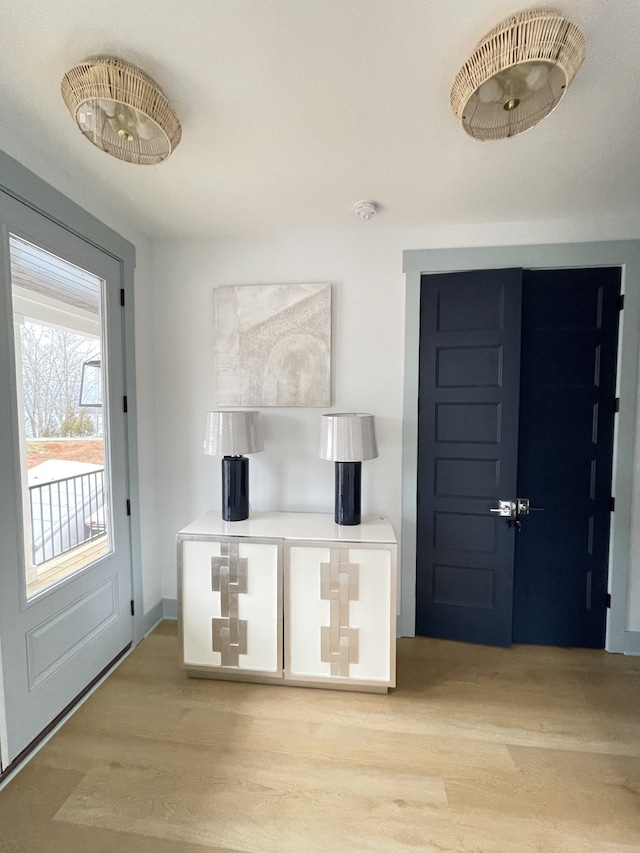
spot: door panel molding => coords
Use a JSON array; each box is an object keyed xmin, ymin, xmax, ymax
[
  {"xmin": 416, "ymin": 268, "xmax": 522, "ymax": 646},
  {"xmin": 27, "ymin": 575, "xmax": 119, "ymax": 690},
  {"xmin": 433, "ymin": 563, "xmax": 495, "ymax": 609},
  {"xmin": 512, "ymin": 268, "xmax": 620, "ymax": 647},
  {"xmin": 403, "ymin": 241, "xmax": 640, "ymax": 653}
]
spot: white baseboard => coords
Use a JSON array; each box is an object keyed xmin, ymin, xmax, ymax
[
  {"xmin": 141, "ymin": 599, "xmax": 177, "ymax": 638},
  {"xmin": 141, "ymin": 600, "xmax": 164, "ymax": 637},
  {"xmin": 622, "ymin": 630, "xmax": 640, "ymax": 655},
  {"xmin": 162, "ymin": 598, "xmax": 178, "ymax": 620}
]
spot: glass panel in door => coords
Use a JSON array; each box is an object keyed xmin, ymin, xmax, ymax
[{"xmin": 10, "ymin": 235, "xmax": 113, "ymax": 598}]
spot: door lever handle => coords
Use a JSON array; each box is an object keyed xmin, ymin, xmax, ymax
[
  {"xmin": 516, "ymin": 498, "xmax": 544, "ymax": 515},
  {"xmin": 489, "ymin": 500, "xmax": 517, "ymax": 518}
]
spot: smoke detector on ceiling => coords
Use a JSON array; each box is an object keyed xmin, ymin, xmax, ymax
[{"xmin": 354, "ymin": 200, "xmax": 378, "ymax": 221}]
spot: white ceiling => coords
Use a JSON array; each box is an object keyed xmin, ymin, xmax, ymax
[{"xmin": 1, "ymin": 0, "xmax": 639, "ymax": 240}]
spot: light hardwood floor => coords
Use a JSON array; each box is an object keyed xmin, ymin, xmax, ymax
[{"xmin": 1, "ymin": 621, "xmax": 639, "ymax": 852}]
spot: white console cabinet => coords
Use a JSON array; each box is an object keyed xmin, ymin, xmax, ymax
[{"xmin": 177, "ymin": 512, "xmax": 396, "ymax": 693}]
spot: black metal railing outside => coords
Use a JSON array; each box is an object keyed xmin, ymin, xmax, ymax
[{"xmin": 29, "ymin": 468, "xmax": 107, "ymax": 566}]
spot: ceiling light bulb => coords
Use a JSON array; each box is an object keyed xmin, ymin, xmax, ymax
[
  {"xmin": 134, "ymin": 110, "xmax": 156, "ymax": 140},
  {"xmin": 478, "ymin": 77, "xmax": 503, "ymax": 103},
  {"xmin": 525, "ymin": 63, "xmax": 550, "ymax": 91},
  {"xmin": 501, "ymin": 70, "xmax": 530, "ymax": 104},
  {"xmin": 97, "ymin": 98, "xmax": 117, "ymax": 118},
  {"xmin": 76, "ymin": 104, "xmax": 95, "ymax": 128},
  {"xmin": 107, "ymin": 104, "xmax": 140, "ymax": 140}
]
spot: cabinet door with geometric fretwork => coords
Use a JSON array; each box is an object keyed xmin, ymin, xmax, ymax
[
  {"xmin": 179, "ymin": 537, "xmax": 282, "ymax": 677},
  {"xmin": 285, "ymin": 542, "xmax": 395, "ymax": 689}
]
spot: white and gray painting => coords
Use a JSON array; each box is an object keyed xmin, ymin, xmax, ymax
[{"xmin": 214, "ymin": 283, "xmax": 331, "ymax": 407}]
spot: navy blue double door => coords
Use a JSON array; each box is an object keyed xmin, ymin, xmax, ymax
[{"xmin": 416, "ymin": 267, "xmax": 621, "ymax": 648}]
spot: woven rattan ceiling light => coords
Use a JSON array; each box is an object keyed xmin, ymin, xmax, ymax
[
  {"xmin": 61, "ymin": 57, "xmax": 181, "ymax": 164},
  {"xmin": 451, "ymin": 9, "xmax": 586, "ymax": 141}
]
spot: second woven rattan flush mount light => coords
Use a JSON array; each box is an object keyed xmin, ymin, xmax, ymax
[
  {"xmin": 451, "ymin": 9, "xmax": 586, "ymax": 141},
  {"xmin": 61, "ymin": 57, "xmax": 181, "ymax": 164}
]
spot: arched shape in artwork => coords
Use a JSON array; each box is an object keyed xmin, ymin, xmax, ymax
[{"xmin": 263, "ymin": 333, "xmax": 329, "ymax": 407}]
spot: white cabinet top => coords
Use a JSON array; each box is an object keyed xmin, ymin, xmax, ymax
[{"xmin": 178, "ymin": 511, "xmax": 396, "ymax": 544}]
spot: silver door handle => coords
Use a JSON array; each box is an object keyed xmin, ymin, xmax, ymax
[
  {"xmin": 516, "ymin": 498, "xmax": 544, "ymax": 515},
  {"xmin": 489, "ymin": 500, "xmax": 516, "ymax": 518}
]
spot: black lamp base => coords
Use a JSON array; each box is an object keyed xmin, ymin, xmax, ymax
[
  {"xmin": 335, "ymin": 461, "xmax": 361, "ymax": 525},
  {"xmin": 221, "ymin": 456, "xmax": 249, "ymax": 521}
]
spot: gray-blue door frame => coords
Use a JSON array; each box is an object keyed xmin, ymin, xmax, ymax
[{"xmin": 402, "ymin": 241, "xmax": 640, "ymax": 654}]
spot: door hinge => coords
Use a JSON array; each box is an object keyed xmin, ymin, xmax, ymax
[
  {"xmin": 126, "ymin": 499, "xmax": 131, "ymax": 516},
  {"xmin": 130, "ymin": 599, "xmax": 135, "ymax": 616},
  {"xmin": 123, "ymin": 395, "xmax": 128, "ymax": 413},
  {"xmin": 615, "ymin": 397, "xmax": 620, "ymax": 413},
  {"xmin": 606, "ymin": 593, "xmax": 612, "ymax": 609},
  {"xmin": 610, "ymin": 497, "xmax": 616, "ymax": 512},
  {"xmin": 120, "ymin": 288, "xmax": 125, "ymax": 307},
  {"xmin": 619, "ymin": 294, "xmax": 625, "ymax": 311}
]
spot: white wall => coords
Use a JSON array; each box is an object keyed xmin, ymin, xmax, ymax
[
  {"xmin": 152, "ymin": 231, "xmax": 407, "ymax": 598},
  {"xmin": 152, "ymin": 215, "xmax": 640, "ymax": 640},
  {"xmin": 130, "ymin": 240, "xmax": 161, "ymax": 612}
]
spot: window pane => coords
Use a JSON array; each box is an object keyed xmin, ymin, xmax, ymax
[{"xmin": 10, "ymin": 235, "xmax": 113, "ymax": 597}]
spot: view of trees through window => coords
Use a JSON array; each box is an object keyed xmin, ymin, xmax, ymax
[
  {"xmin": 21, "ymin": 322, "xmax": 104, "ymax": 470},
  {"xmin": 21, "ymin": 322, "xmax": 99, "ymax": 437}
]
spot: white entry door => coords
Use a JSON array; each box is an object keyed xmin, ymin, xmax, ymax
[{"xmin": 0, "ymin": 191, "xmax": 133, "ymax": 769}]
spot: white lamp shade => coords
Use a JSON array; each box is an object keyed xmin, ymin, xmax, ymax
[
  {"xmin": 203, "ymin": 410, "xmax": 264, "ymax": 456},
  {"xmin": 319, "ymin": 413, "xmax": 378, "ymax": 462}
]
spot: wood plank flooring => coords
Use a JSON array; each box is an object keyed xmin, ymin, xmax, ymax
[{"xmin": 1, "ymin": 620, "xmax": 639, "ymax": 852}]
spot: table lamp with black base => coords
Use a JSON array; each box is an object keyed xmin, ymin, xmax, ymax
[
  {"xmin": 320, "ymin": 412, "xmax": 378, "ymax": 526},
  {"xmin": 203, "ymin": 410, "xmax": 264, "ymax": 521}
]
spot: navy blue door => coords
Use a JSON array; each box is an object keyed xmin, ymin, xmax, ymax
[
  {"xmin": 416, "ymin": 266, "xmax": 620, "ymax": 648},
  {"xmin": 416, "ymin": 269, "xmax": 523, "ymax": 647},
  {"xmin": 513, "ymin": 268, "xmax": 620, "ymax": 647}
]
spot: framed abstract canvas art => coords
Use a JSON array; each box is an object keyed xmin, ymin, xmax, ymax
[{"xmin": 213, "ymin": 282, "xmax": 331, "ymax": 407}]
